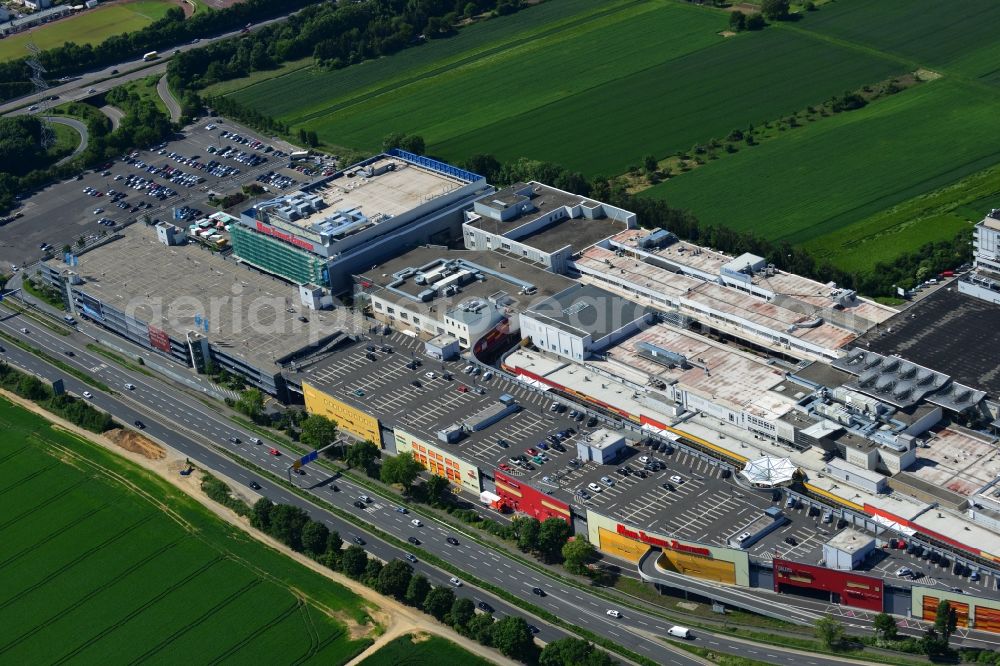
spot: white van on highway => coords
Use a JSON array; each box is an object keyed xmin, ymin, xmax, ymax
[{"xmin": 667, "ymin": 626, "xmax": 691, "ymax": 639}]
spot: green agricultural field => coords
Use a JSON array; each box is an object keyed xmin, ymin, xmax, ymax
[
  {"xmin": 0, "ymin": 1, "xmax": 175, "ymax": 63},
  {"xmin": 0, "ymin": 396, "xmax": 374, "ymax": 665},
  {"xmin": 357, "ymin": 633, "xmax": 496, "ymax": 666},
  {"xmin": 798, "ymin": 0, "xmax": 1000, "ymax": 84},
  {"xmin": 642, "ymin": 78, "xmax": 1000, "ymax": 271},
  {"xmin": 225, "ymin": 0, "xmax": 903, "ymax": 175}
]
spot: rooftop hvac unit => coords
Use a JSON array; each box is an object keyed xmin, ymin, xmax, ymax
[{"xmin": 864, "ymin": 355, "xmax": 882, "ymax": 370}]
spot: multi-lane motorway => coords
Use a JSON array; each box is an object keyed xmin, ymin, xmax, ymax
[{"xmin": 0, "ymin": 301, "xmax": 883, "ymax": 666}]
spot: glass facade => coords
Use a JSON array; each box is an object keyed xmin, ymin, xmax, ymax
[{"xmin": 230, "ymin": 224, "xmax": 328, "ymax": 286}]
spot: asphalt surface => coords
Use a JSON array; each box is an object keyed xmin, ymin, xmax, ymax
[
  {"xmin": 157, "ymin": 74, "xmax": 181, "ymax": 122},
  {"xmin": 0, "ymin": 300, "xmax": 875, "ymax": 666},
  {"xmin": 45, "ymin": 116, "xmax": 88, "ymax": 165}
]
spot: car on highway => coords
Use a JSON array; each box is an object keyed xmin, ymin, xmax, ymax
[
  {"xmin": 269, "ymin": 448, "xmax": 280, "ymax": 456},
  {"xmin": 446, "ymin": 537, "xmax": 460, "ymax": 546},
  {"xmin": 28, "ymin": 105, "xmax": 39, "ymax": 111},
  {"xmin": 395, "ymin": 506, "xmax": 408, "ymax": 514},
  {"xmin": 606, "ymin": 609, "xmax": 621, "ymax": 618},
  {"xmin": 405, "ymin": 553, "xmax": 418, "ymax": 563},
  {"xmin": 63, "ymin": 350, "xmax": 74, "ymax": 356},
  {"xmin": 408, "ymin": 536, "xmax": 421, "ymax": 545},
  {"xmin": 82, "ymin": 391, "xmax": 93, "ymax": 399},
  {"xmin": 352, "ymin": 536, "xmax": 366, "ymax": 546},
  {"xmin": 449, "ymin": 576, "xmax": 462, "ymax": 587},
  {"xmin": 360, "ymin": 495, "xmax": 372, "ymax": 503},
  {"xmin": 133, "ymin": 420, "xmax": 145, "ymax": 429},
  {"xmin": 477, "ymin": 601, "xmax": 494, "ymax": 613},
  {"xmin": 124, "ymin": 383, "xmax": 135, "ymax": 390},
  {"xmin": 228, "ymin": 436, "xmax": 241, "ymax": 444},
  {"xmin": 19, "ymin": 328, "xmax": 29, "ymax": 334},
  {"xmin": 353, "ymin": 500, "xmax": 367, "ymax": 509},
  {"xmin": 410, "ymin": 519, "xmax": 422, "ymax": 527},
  {"xmin": 87, "ymin": 88, "xmax": 96, "ymax": 93},
  {"xmin": 527, "ymin": 624, "xmax": 539, "ymax": 635},
  {"xmin": 531, "ymin": 587, "xmax": 545, "ymax": 596},
  {"xmin": 248, "ymin": 481, "xmax": 261, "ymax": 490},
  {"xmin": 110, "ymin": 69, "xmax": 119, "ymax": 74}
]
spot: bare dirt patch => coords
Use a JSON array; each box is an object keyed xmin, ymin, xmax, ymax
[{"xmin": 105, "ymin": 427, "xmax": 166, "ymax": 459}]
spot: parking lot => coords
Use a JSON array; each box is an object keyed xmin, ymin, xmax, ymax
[{"xmin": 0, "ymin": 118, "xmax": 304, "ymax": 270}]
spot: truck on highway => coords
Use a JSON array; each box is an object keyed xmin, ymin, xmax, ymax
[{"xmin": 143, "ymin": 51, "xmax": 158, "ymax": 61}]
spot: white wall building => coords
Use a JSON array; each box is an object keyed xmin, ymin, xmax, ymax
[{"xmin": 959, "ymin": 211, "xmax": 1000, "ymax": 304}]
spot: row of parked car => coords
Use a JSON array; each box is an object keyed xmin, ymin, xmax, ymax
[{"xmin": 256, "ymin": 170, "xmax": 296, "ymax": 190}]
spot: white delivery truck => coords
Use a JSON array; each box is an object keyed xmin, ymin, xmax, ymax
[{"xmin": 667, "ymin": 626, "xmax": 691, "ymax": 639}]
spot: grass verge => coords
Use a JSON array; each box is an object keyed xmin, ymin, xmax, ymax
[
  {"xmin": 0, "ymin": 298, "xmax": 71, "ymax": 336},
  {"xmin": 86, "ymin": 343, "xmax": 155, "ymax": 377}
]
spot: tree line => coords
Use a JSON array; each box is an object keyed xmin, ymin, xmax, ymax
[
  {"xmin": 227, "ymin": 488, "xmax": 613, "ymax": 665},
  {"xmin": 0, "ymin": 361, "xmax": 115, "ymax": 433},
  {"xmin": 168, "ymin": 0, "xmax": 526, "ymax": 96}
]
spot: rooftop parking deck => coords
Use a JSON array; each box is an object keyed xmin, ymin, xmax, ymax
[{"xmin": 48, "ymin": 225, "xmax": 362, "ymax": 369}]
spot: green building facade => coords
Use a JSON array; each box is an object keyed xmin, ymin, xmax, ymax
[{"xmin": 230, "ymin": 224, "xmax": 329, "ymax": 286}]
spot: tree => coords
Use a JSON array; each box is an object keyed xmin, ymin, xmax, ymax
[
  {"xmin": 345, "ymin": 440, "xmax": 380, "ymax": 472},
  {"xmin": 540, "ymin": 638, "xmax": 616, "ymax": 666},
  {"xmin": 341, "ymin": 545, "xmax": 368, "ymax": 578},
  {"xmin": 376, "ymin": 559, "xmax": 413, "ymax": 599},
  {"xmin": 562, "ymin": 538, "xmax": 596, "ymax": 575},
  {"xmin": 760, "ymin": 0, "xmax": 790, "ymax": 20},
  {"xmin": 326, "ymin": 530, "xmax": 343, "ymax": 554},
  {"xmin": 301, "ymin": 519, "xmax": 330, "ymax": 556},
  {"xmin": 462, "ymin": 153, "xmax": 501, "ymax": 183},
  {"xmin": 920, "ymin": 627, "xmax": 947, "ymax": 656},
  {"xmin": 404, "ymin": 574, "xmax": 431, "ymax": 607},
  {"xmin": 234, "ymin": 388, "xmax": 264, "ymax": 420},
  {"xmin": 642, "ymin": 154, "xmax": 658, "ymax": 174},
  {"xmin": 467, "ymin": 612, "xmax": 496, "ymax": 645},
  {"xmin": 250, "ymin": 497, "xmax": 273, "ymax": 531},
  {"xmin": 382, "ymin": 132, "xmax": 405, "ymax": 151},
  {"xmin": 512, "ymin": 516, "xmax": 541, "ymax": 552},
  {"xmin": 746, "ymin": 12, "xmax": 766, "ymax": 30},
  {"xmin": 872, "ymin": 612, "xmax": 898, "ymax": 641},
  {"xmin": 492, "ymin": 616, "xmax": 536, "ymax": 662},
  {"xmin": 935, "ymin": 600, "xmax": 957, "ymax": 642},
  {"xmin": 362, "ymin": 558, "xmax": 383, "ymax": 586},
  {"xmin": 814, "ymin": 616, "xmax": 845, "ymax": 650},
  {"xmin": 306, "ymin": 130, "xmax": 318, "ymax": 147},
  {"xmin": 266, "ymin": 503, "xmax": 310, "ymax": 551},
  {"xmin": 399, "ymin": 134, "xmax": 425, "ymax": 155},
  {"xmin": 728, "ymin": 10, "xmax": 746, "ymax": 32},
  {"xmin": 380, "ymin": 451, "xmax": 423, "ymax": 492},
  {"xmin": 425, "ymin": 473, "xmax": 451, "ymax": 506},
  {"xmin": 448, "ymin": 596, "xmax": 476, "ymax": 631},
  {"xmin": 537, "ymin": 518, "xmax": 572, "ymax": 563},
  {"xmin": 423, "ymin": 587, "xmax": 455, "ymax": 621},
  {"xmin": 299, "ymin": 414, "xmax": 338, "ymax": 450}
]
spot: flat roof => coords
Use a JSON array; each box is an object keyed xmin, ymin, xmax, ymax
[
  {"xmin": 525, "ymin": 283, "xmax": 654, "ymax": 339},
  {"xmin": 908, "ymin": 426, "xmax": 1000, "ymax": 497},
  {"xmin": 790, "ymin": 361, "xmax": 855, "ymax": 390},
  {"xmin": 594, "ymin": 323, "xmax": 796, "ymax": 422},
  {"xmin": 52, "ymin": 225, "xmax": 362, "ymax": 369},
  {"xmin": 359, "ymin": 245, "xmax": 575, "ymax": 312},
  {"xmin": 253, "ymin": 155, "xmax": 471, "ymax": 236},
  {"xmin": 574, "ymin": 246, "xmax": 859, "ymax": 353},
  {"xmin": 516, "ymin": 215, "xmax": 624, "ymax": 254},
  {"xmin": 609, "ymin": 229, "xmax": 897, "ymax": 327},
  {"xmin": 854, "ymin": 286, "xmax": 1000, "ymax": 396},
  {"xmin": 825, "ymin": 528, "xmax": 874, "ymax": 554}
]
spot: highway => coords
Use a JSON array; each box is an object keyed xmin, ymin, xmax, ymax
[
  {"xmin": 1, "ymin": 16, "xmax": 288, "ymax": 117},
  {"xmin": 0, "ymin": 300, "xmax": 875, "ymax": 666}
]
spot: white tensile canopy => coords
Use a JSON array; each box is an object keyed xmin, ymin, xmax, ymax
[{"xmin": 739, "ymin": 456, "xmax": 797, "ymax": 488}]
